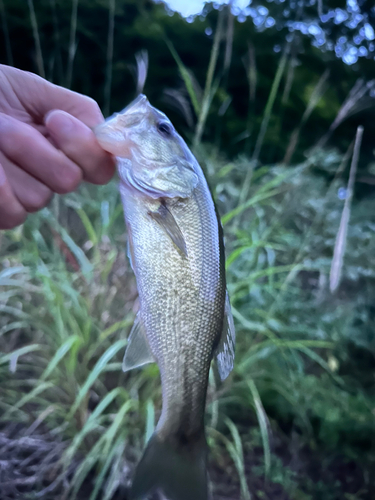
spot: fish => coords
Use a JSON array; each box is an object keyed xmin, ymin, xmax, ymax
[{"xmin": 94, "ymin": 95, "xmax": 235, "ymax": 500}]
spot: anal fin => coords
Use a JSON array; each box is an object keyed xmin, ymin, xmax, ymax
[{"xmin": 123, "ymin": 313, "xmax": 155, "ymax": 372}]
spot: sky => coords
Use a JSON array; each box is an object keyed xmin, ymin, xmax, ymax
[
  {"xmin": 160, "ymin": 0, "xmax": 374, "ymax": 65},
  {"xmin": 163, "ymin": 0, "xmax": 249, "ymax": 17}
]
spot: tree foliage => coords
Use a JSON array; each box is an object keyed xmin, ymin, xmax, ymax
[{"xmin": 0, "ymin": 0, "xmax": 374, "ymax": 170}]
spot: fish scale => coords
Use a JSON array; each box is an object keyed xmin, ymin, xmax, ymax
[{"xmin": 122, "ymin": 179, "xmax": 225, "ymax": 439}]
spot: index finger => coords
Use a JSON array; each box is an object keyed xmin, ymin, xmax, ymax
[
  {"xmin": 45, "ymin": 109, "xmax": 116, "ymax": 185},
  {"xmin": 0, "ymin": 65, "xmax": 103, "ymax": 128}
]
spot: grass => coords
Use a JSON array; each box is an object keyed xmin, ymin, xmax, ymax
[
  {"xmin": 2, "ymin": 159, "xmax": 375, "ymax": 498},
  {"xmin": 27, "ymin": 0, "xmax": 44, "ymax": 78},
  {"xmin": 1, "ymin": 2, "xmax": 375, "ymax": 499}
]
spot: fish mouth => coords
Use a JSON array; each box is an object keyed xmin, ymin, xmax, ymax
[
  {"xmin": 94, "ymin": 120, "xmax": 127, "ymax": 156},
  {"xmin": 94, "ymin": 95, "xmax": 150, "ymax": 156}
]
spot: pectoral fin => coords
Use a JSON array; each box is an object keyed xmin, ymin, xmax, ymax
[
  {"xmin": 123, "ymin": 313, "xmax": 155, "ymax": 372},
  {"xmin": 148, "ymin": 203, "xmax": 188, "ymax": 257},
  {"xmin": 215, "ymin": 291, "xmax": 236, "ymax": 381}
]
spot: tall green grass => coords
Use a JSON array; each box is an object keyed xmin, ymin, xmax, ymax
[
  {"xmin": 2, "ymin": 159, "xmax": 375, "ymax": 497},
  {"xmin": 1, "ymin": 2, "xmax": 375, "ymax": 499}
]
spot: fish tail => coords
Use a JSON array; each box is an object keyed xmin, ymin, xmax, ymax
[{"xmin": 130, "ymin": 431, "xmax": 208, "ymax": 500}]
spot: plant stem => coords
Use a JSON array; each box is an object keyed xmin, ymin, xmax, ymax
[
  {"xmin": 283, "ymin": 69, "xmax": 329, "ymax": 165},
  {"xmin": 66, "ymin": 0, "xmax": 78, "ymax": 89},
  {"xmin": 49, "ymin": 0, "xmax": 64, "ymax": 85},
  {"xmin": 27, "ymin": 0, "xmax": 45, "ymax": 78},
  {"xmin": 239, "ymin": 46, "xmax": 289, "ymax": 207},
  {"xmin": 330, "ymin": 125, "xmax": 363, "ymax": 293},
  {"xmin": 104, "ymin": 0, "xmax": 115, "ymax": 116},
  {"xmin": 193, "ymin": 8, "xmax": 225, "ymax": 149}
]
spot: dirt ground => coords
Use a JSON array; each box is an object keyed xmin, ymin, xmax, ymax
[{"xmin": 1, "ymin": 421, "xmax": 374, "ymax": 500}]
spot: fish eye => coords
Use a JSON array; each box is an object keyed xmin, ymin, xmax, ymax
[{"xmin": 157, "ymin": 121, "xmax": 173, "ymax": 137}]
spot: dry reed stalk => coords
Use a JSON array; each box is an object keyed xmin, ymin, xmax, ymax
[
  {"xmin": 66, "ymin": 0, "xmax": 78, "ymax": 89},
  {"xmin": 27, "ymin": 0, "xmax": 45, "ymax": 78},
  {"xmin": 266, "ymin": 136, "xmax": 355, "ymax": 317},
  {"xmin": 104, "ymin": 0, "xmax": 116, "ymax": 116},
  {"xmin": 330, "ymin": 125, "xmax": 363, "ymax": 293},
  {"xmin": 223, "ymin": 2, "xmax": 234, "ymax": 74},
  {"xmin": 243, "ymin": 42, "xmax": 257, "ymax": 154},
  {"xmin": 163, "ymin": 88, "xmax": 194, "ymax": 128},
  {"xmin": 313, "ymin": 79, "xmax": 374, "ymax": 151},
  {"xmin": 281, "ymin": 42, "xmax": 298, "ymax": 105},
  {"xmin": 49, "ymin": 0, "xmax": 64, "ymax": 84}
]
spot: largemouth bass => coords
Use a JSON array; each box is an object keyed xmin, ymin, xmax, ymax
[{"xmin": 95, "ymin": 95, "xmax": 235, "ymax": 500}]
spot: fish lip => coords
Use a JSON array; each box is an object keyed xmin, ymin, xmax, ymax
[{"xmin": 94, "ymin": 121, "xmax": 127, "ymax": 155}]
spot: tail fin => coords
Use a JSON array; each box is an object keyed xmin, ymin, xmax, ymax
[{"xmin": 130, "ymin": 432, "xmax": 208, "ymax": 500}]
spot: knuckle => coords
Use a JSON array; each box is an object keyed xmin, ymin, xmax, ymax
[
  {"xmin": 25, "ymin": 186, "xmax": 53, "ymax": 212},
  {"xmin": 13, "ymin": 211, "xmax": 27, "ymax": 227},
  {"xmin": 0, "ymin": 210, "xmax": 26, "ymax": 229},
  {"xmin": 54, "ymin": 166, "xmax": 82, "ymax": 194},
  {"xmin": 0, "ymin": 119, "xmax": 19, "ymax": 154},
  {"xmin": 0, "ymin": 124, "xmax": 35, "ymax": 160},
  {"xmin": 84, "ymin": 96, "xmax": 101, "ymax": 115},
  {"xmin": 86, "ymin": 160, "xmax": 115, "ymax": 185},
  {"xmin": 79, "ymin": 96, "xmax": 103, "ymax": 125}
]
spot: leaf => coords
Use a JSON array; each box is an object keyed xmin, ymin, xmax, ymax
[
  {"xmin": 89, "ymin": 435, "xmax": 126, "ymax": 500},
  {"xmin": 68, "ymin": 339, "xmax": 127, "ymax": 419},
  {"xmin": 222, "ymin": 187, "xmax": 283, "ymax": 225},
  {"xmin": 0, "ymin": 321, "xmax": 29, "ymax": 338},
  {"xmin": 63, "ymin": 387, "xmax": 127, "ymax": 466},
  {"xmin": 145, "ymin": 398, "xmax": 155, "ymax": 445},
  {"xmin": 3, "ymin": 381, "xmax": 54, "ymax": 420},
  {"xmin": 40, "ymin": 335, "xmax": 82, "ymax": 381},
  {"xmin": 165, "ymin": 38, "xmax": 201, "ymax": 116},
  {"xmin": 248, "ymin": 380, "xmax": 271, "ymax": 478},
  {"xmin": 59, "ymin": 226, "xmax": 94, "ymax": 280},
  {"xmin": 224, "ymin": 418, "xmax": 251, "ymax": 500},
  {"xmin": 77, "ymin": 208, "xmax": 98, "ymax": 246},
  {"xmin": 101, "ymin": 399, "xmax": 133, "ymax": 456},
  {"xmin": 0, "ymin": 344, "xmax": 41, "ymax": 366}
]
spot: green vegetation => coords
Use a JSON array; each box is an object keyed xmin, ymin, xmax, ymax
[{"xmin": 1, "ymin": 1, "xmax": 375, "ymax": 499}]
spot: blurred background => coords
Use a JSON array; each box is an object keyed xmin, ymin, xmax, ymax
[{"xmin": 1, "ymin": 1, "xmax": 375, "ymax": 499}]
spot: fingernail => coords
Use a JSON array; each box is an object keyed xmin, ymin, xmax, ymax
[{"xmin": 45, "ymin": 110, "xmax": 74, "ymax": 136}]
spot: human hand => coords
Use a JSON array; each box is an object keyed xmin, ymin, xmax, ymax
[{"xmin": 0, "ymin": 65, "xmax": 116, "ymax": 229}]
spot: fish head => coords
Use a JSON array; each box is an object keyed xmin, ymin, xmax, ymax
[{"xmin": 95, "ymin": 95, "xmax": 199, "ymax": 199}]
